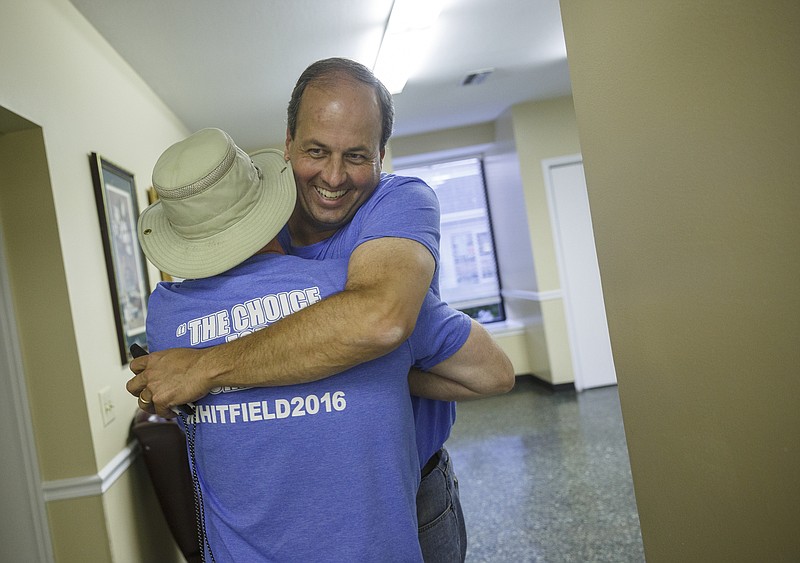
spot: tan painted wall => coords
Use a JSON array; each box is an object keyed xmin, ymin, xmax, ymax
[
  {"xmin": 510, "ymin": 96, "xmax": 582, "ymax": 292},
  {"xmin": 0, "ymin": 128, "xmax": 94, "ymax": 481},
  {"xmin": 390, "ymin": 122, "xmax": 496, "ymax": 158},
  {"xmin": 560, "ymin": 1, "xmax": 800, "ymax": 561},
  {"xmin": 1, "ymin": 0, "xmax": 188, "ymax": 559},
  {"xmin": 47, "ymin": 497, "xmax": 112, "ymax": 562}
]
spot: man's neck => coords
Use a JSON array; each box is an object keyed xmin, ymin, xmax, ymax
[
  {"xmin": 254, "ymin": 238, "xmax": 286, "ymax": 255},
  {"xmin": 286, "ymin": 219, "xmax": 337, "ymax": 248}
]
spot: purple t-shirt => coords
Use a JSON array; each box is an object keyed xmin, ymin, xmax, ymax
[
  {"xmin": 146, "ymin": 252, "xmax": 471, "ymax": 561},
  {"xmin": 278, "ymin": 173, "xmax": 454, "ymax": 466}
]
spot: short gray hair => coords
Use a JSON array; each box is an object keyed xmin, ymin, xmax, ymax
[{"xmin": 286, "ymin": 57, "xmax": 395, "ymax": 150}]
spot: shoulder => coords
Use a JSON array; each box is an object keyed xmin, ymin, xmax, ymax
[
  {"xmin": 376, "ymin": 173, "xmax": 436, "ymax": 198},
  {"xmin": 357, "ymin": 174, "xmax": 439, "ymax": 216}
]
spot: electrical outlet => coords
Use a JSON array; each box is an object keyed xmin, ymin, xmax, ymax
[{"xmin": 99, "ymin": 387, "xmax": 116, "ymax": 426}]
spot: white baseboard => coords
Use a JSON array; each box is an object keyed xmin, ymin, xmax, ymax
[{"xmin": 41, "ymin": 441, "xmax": 140, "ymax": 502}]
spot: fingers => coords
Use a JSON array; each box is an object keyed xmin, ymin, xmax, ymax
[
  {"xmin": 129, "ymin": 354, "xmax": 149, "ymax": 374},
  {"xmin": 129, "ymin": 356, "xmax": 154, "ymax": 411},
  {"xmin": 136, "ymin": 388, "xmax": 155, "ymax": 413},
  {"xmin": 137, "ymin": 387, "xmax": 153, "ymax": 404},
  {"xmin": 127, "ymin": 355, "xmax": 149, "ymax": 397},
  {"xmin": 134, "ymin": 387, "xmax": 177, "ymax": 419},
  {"xmin": 126, "ymin": 348, "xmax": 203, "ymax": 418},
  {"xmin": 155, "ymin": 405, "xmax": 178, "ymax": 419},
  {"xmin": 126, "ymin": 374, "xmax": 145, "ymax": 396}
]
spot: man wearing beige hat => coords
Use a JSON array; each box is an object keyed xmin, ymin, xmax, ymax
[
  {"xmin": 129, "ymin": 57, "xmax": 508, "ymax": 562},
  {"xmin": 133, "ymin": 126, "xmax": 512, "ymax": 561}
]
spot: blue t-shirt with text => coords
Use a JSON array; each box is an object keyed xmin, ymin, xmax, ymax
[{"xmin": 146, "ymin": 252, "xmax": 471, "ymax": 562}]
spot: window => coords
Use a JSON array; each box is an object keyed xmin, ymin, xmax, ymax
[{"xmin": 394, "ymin": 157, "xmax": 505, "ymax": 323}]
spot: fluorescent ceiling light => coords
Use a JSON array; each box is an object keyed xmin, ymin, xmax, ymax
[{"xmin": 373, "ymin": 0, "xmax": 445, "ymax": 95}]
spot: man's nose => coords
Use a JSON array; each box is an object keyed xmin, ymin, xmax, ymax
[{"xmin": 320, "ymin": 157, "xmax": 346, "ymax": 187}]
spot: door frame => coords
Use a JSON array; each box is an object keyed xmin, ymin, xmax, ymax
[
  {"xmin": 0, "ymin": 181, "xmax": 54, "ymax": 562},
  {"xmin": 542, "ymin": 153, "xmax": 616, "ymax": 391}
]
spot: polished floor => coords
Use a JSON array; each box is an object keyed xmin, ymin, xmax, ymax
[{"xmin": 446, "ymin": 376, "xmax": 646, "ymax": 563}]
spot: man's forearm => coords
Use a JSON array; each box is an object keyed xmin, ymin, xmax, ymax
[
  {"xmin": 200, "ymin": 285, "xmax": 411, "ymax": 388},
  {"xmin": 205, "ymin": 238, "xmax": 433, "ymax": 387},
  {"xmin": 128, "ymin": 288, "xmax": 413, "ymax": 418},
  {"xmin": 408, "ymin": 368, "xmax": 488, "ymax": 401},
  {"xmin": 408, "ymin": 319, "xmax": 515, "ymax": 402},
  {"xmin": 128, "ymin": 237, "xmax": 435, "ymax": 417}
]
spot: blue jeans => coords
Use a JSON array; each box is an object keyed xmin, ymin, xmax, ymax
[{"xmin": 416, "ymin": 447, "xmax": 467, "ymax": 563}]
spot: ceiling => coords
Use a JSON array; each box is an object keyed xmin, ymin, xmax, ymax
[{"xmin": 67, "ymin": 0, "xmax": 573, "ymax": 153}]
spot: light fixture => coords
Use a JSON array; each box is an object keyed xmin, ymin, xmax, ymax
[
  {"xmin": 372, "ymin": 0, "xmax": 445, "ymax": 95},
  {"xmin": 461, "ymin": 68, "xmax": 494, "ymax": 86}
]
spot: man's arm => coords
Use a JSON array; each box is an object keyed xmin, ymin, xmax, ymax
[
  {"xmin": 408, "ymin": 319, "xmax": 515, "ymax": 401},
  {"xmin": 127, "ymin": 237, "xmax": 434, "ymax": 417}
]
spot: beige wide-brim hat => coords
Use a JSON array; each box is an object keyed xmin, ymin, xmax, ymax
[{"xmin": 138, "ymin": 128, "xmax": 296, "ymax": 279}]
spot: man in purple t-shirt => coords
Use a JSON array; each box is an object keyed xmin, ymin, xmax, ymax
[{"xmin": 129, "ymin": 58, "xmax": 514, "ymax": 562}]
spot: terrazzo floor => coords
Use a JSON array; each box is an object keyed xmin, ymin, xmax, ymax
[{"xmin": 446, "ymin": 376, "xmax": 646, "ymax": 563}]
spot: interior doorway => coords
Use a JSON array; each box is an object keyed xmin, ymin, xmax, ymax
[{"xmin": 0, "ymin": 107, "xmax": 54, "ymax": 562}]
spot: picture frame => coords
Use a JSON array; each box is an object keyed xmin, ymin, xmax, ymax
[{"xmin": 90, "ymin": 153, "xmax": 150, "ymax": 363}]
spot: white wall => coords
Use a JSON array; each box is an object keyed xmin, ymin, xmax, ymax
[
  {"xmin": 482, "ymin": 111, "xmax": 544, "ymax": 376},
  {"xmin": 484, "ymin": 110, "xmax": 537, "ymax": 295}
]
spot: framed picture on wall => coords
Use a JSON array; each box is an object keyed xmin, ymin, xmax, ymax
[{"xmin": 90, "ymin": 153, "xmax": 149, "ymax": 363}]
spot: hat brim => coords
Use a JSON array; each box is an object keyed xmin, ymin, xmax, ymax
[{"xmin": 138, "ymin": 149, "xmax": 295, "ymax": 279}]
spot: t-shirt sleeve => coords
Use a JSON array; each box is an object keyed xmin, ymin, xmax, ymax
[
  {"xmin": 354, "ymin": 175, "xmax": 441, "ymax": 265},
  {"xmin": 408, "ymin": 291, "xmax": 472, "ymax": 371}
]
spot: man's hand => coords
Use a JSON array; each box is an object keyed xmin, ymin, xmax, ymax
[{"xmin": 126, "ymin": 348, "xmax": 212, "ymax": 418}]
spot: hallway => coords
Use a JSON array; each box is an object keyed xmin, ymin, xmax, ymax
[{"xmin": 447, "ymin": 376, "xmax": 645, "ymax": 562}]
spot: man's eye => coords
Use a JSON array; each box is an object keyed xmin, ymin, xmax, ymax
[
  {"xmin": 346, "ymin": 154, "xmax": 366, "ymax": 162},
  {"xmin": 307, "ymin": 148, "xmax": 324, "ymax": 157}
]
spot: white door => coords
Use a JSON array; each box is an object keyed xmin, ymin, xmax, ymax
[{"xmin": 544, "ymin": 155, "xmax": 617, "ymax": 390}]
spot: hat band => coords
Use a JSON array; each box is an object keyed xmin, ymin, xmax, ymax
[{"xmin": 154, "ymin": 141, "xmax": 237, "ymax": 201}]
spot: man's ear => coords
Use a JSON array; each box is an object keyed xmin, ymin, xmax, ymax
[{"xmin": 284, "ymin": 128, "xmax": 292, "ymax": 161}]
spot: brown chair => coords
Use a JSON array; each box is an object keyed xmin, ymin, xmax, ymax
[{"xmin": 130, "ymin": 411, "xmax": 202, "ymax": 563}]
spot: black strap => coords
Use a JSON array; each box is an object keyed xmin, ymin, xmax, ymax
[{"xmin": 179, "ymin": 411, "xmax": 216, "ymax": 563}]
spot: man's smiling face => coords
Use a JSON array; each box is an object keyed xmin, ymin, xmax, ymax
[{"xmin": 285, "ymin": 78, "xmax": 385, "ymax": 246}]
